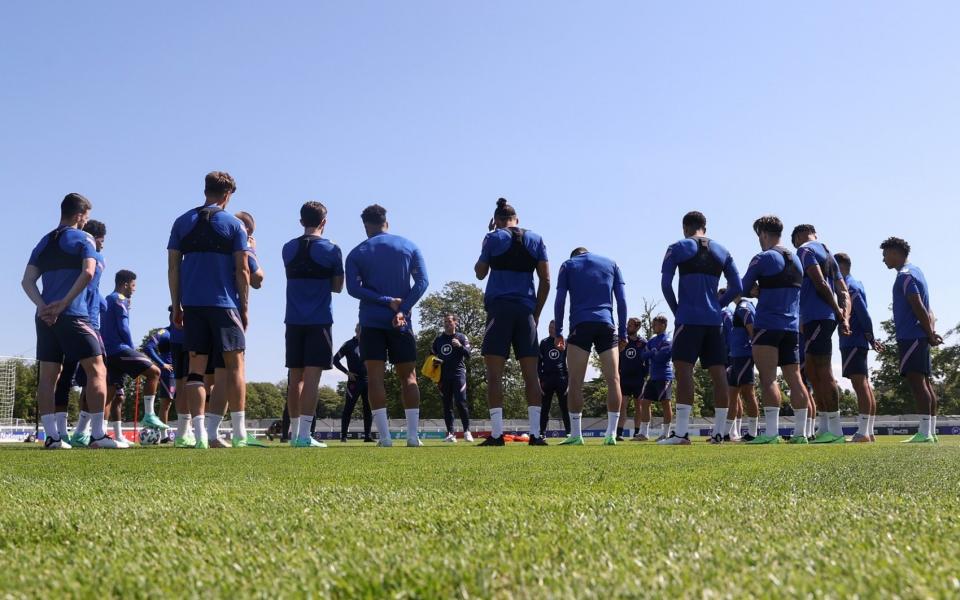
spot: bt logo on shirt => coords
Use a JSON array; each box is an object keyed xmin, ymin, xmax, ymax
[
  {"xmin": 548, "ymin": 349, "xmax": 561, "ymax": 361},
  {"xmin": 441, "ymin": 344, "xmax": 453, "ymax": 356},
  {"xmin": 625, "ymin": 348, "xmax": 637, "ymax": 360}
]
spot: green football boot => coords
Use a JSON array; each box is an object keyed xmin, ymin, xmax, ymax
[
  {"xmin": 69, "ymin": 431, "xmax": 90, "ymax": 447},
  {"xmin": 559, "ymin": 435, "xmax": 585, "ymax": 446},
  {"xmin": 243, "ymin": 434, "xmax": 268, "ymax": 448},
  {"xmin": 602, "ymin": 435, "xmax": 617, "ymax": 446},
  {"xmin": 139, "ymin": 414, "xmax": 169, "ymax": 430},
  {"xmin": 902, "ymin": 433, "xmax": 936, "ymax": 444},
  {"xmin": 746, "ymin": 434, "xmax": 780, "ymax": 445},
  {"xmin": 788, "ymin": 435, "xmax": 809, "ymax": 444},
  {"xmin": 194, "ymin": 436, "xmax": 209, "ymax": 450}
]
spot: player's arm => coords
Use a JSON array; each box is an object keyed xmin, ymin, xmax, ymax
[
  {"xmin": 345, "ymin": 253, "xmax": 394, "ymax": 305},
  {"xmin": 233, "ymin": 250, "xmax": 250, "ymax": 329},
  {"xmin": 143, "ymin": 334, "xmax": 164, "ymax": 365},
  {"xmin": 330, "ymin": 246, "xmax": 344, "ymax": 294},
  {"xmin": 660, "ymin": 248, "xmax": 679, "ymax": 316},
  {"xmin": 805, "ymin": 262, "xmax": 845, "ymax": 321},
  {"xmin": 614, "ymin": 265, "xmax": 628, "ymax": 344},
  {"xmin": 743, "ymin": 306, "xmax": 756, "ymax": 340},
  {"xmin": 740, "ymin": 255, "xmax": 762, "ymax": 297},
  {"xmin": 118, "ymin": 301, "xmax": 134, "ymax": 349},
  {"xmin": 534, "ymin": 260, "xmax": 550, "ymax": 325},
  {"xmin": 21, "ymin": 264, "xmax": 45, "ymax": 311},
  {"xmin": 907, "ymin": 292, "xmax": 942, "ymax": 346},
  {"xmin": 474, "ymin": 234, "xmax": 491, "ymax": 281},
  {"xmin": 399, "ymin": 247, "xmax": 429, "ymax": 314},
  {"xmin": 248, "ymin": 254, "xmax": 265, "ymax": 290},
  {"xmin": 552, "ymin": 265, "xmax": 568, "ymax": 345},
  {"xmin": 332, "ymin": 347, "xmax": 355, "ymax": 380},
  {"xmin": 718, "ymin": 256, "xmax": 743, "ymax": 306},
  {"xmin": 41, "ymin": 257, "xmax": 95, "ymax": 323},
  {"xmin": 168, "ymin": 249, "xmax": 183, "ymax": 328},
  {"xmin": 850, "ymin": 288, "xmax": 879, "ymax": 351}
]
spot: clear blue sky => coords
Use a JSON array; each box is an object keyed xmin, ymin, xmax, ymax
[{"xmin": 2, "ymin": 2, "xmax": 958, "ymax": 384}]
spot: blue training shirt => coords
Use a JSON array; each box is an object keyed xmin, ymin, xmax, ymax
[
  {"xmin": 142, "ymin": 328, "xmax": 172, "ymax": 365},
  {"xmin": 741, "ymin": 248, "xmax": 802, "ymax": 332},
  {"xmin": 892, "ymin": 264, "xmax": 930, "ymax": 341},
  {"xmin": 797, "ymin": 240, "xmax": 842, "ymax": 325},
  {"xmin": 661, "ymin": 237, "xmax": 742, "ymax": 326},
  {"xmin": 643, "ymin": 333, "xmax": 674, "ymax": 381},
  {"xmin": 431, "ymin": 333, "xmax": 472, "ymax": 380},
  {"xmin": 100, "ymin": 291, "xmax": 134, "ymax": 356},
  {"xmin": 478, "ymin": 228, "xmax": 548, "ymax": 311},
  {"xmin": 723, "ymin": 300, "xmax": 755, "ymax": 358},
  {"xmin": 28, "ymin": 226, "xmax": 98, "ymax": 318},
  {"xmin": 167, "ymin": 207, "xmax": 249, "ymax": 309},
  {"xmin": 553, "ymin": 252, "xmax": 628, "ymax": 338},
  {"xmin": 345, "ymin": 232, "xmax": 429, "ymax": 330},
  {"xmin": 840, "ymin": 274, "xmax": 874, "ymax": 349},
  {"xmin": 282, "ymin": 236, "xmax": 343, "ymax": 326},
  {"xmin": 86, "ymin": 248, "xmax": 105, "ymax": 330}
]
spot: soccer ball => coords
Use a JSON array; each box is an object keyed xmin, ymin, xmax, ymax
[{"xmin": 139, "ymin": 427, "xmax": 161, "ymax": 445}]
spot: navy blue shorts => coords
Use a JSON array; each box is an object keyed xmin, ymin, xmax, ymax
[
  {"xmin": 183, "ymin": 307, "xmax": 245, "ymax": 356},
  {"xmin": 840, "ymin": 346, "xmax": 869, "ymax": 378},
  {"xmin": 360, "ymin": 326, "xmax": 417, "ymax": 365},
  {"xmin": 752, "ymin": 329, "xmax": 800, "ymax": 366},
  {"xmin": 802, "ymin": 319, "xmax": 837, "ymax": 357},
  {"xmin": 726, "ymin": 356, "xmax": 756, "ymax": 387},
  {"xmin": 671, "ymin": 324, "xmax": 726, "ymax": 368},
  {"xmin": 620, "ymin": 377, "xmax": 646, "ymax": 398},
  {"xmin": 568, "ymin": 321, "xmax": 618, "ymax": 354},
  {"xmin": 36, "ymin": 315, "xmax": 102, "ymax": 364},
  {"xmin": 106, "ymin": 349, "xmax": 154, "ymax": 388},
  {"xmin": 170, "ymin": 342, "xmax": 189, "ymax": 380},
  {"xmin": 898, "ymin": 338, "xmax": 931, "ymax": 376},
  {"xmin": 285, "ymin": 324, "xmax": 333, "ymax": 369},
  {"xmin": 157, "ymin": 372, "xmax": 175, "ymax": 399},
  {"xmin": 481, "ymin": 300, "xmax": 539, "ymax": 359},
  {"xmin": 642, "ymin": 379, "xmax": 672, "ymax": 402}
]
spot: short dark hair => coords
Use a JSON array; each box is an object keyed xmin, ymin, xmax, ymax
[
  {"xmin": 83, "ymin": 220, "xmax": 106, "ymax": 238},
  {"xmin": 204, "ymin": 171, "xmax": 236, "ymax": 197},
  {"xmin": 791, "ymin": 224, "xmax": 816, "ymax": 240},
  {"xmin": 753, "ymin": 215, "xmax": 784, "ymax": 237},
  {"xmin": 61, "ymin": 193, "xmax": 92, "ymax": 219},
  {"xmin": 361, "ymin": 204, "xmax": 387, "ymax": 226},
  {"xmin": 652, "ymin": 314, "xmax": 669, "ymax": 326},
  {"xmin": 235, "ymin": 211, "xmax": 255, "ymax": 234},
  {"xmin": 570, "ymin": 247, "xmax": 588, "ymax": 258},
  {"xmin": 627, "ymin": 317, "xmax": 642, "ymax": 327},
  {"xmin": 444, "ymin": 313, "xmax": 458, "ymax": 322},
  {"xmin": 301, "ymin": 202, "xmax": 328, "ymax": 228},
  {"xmin": 880, "ymin": 237, "xmax": 911, "ymax": 257},
  {"xmin": 682, "ymin": 211, "xmax": 707, "ymax": 231},
  {"xmin": 115, "ymin": 269, "xmax": 136, "ymax": 287},
  {"xmin": 834, "ymin": 252, "xmax": 851, "ymax": 268}
]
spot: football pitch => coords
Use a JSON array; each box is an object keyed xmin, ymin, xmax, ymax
[{"xmin": 1, "ymin": 439, "xmax": 958, "ymax": 598}]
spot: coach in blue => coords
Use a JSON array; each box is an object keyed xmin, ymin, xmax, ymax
[
  {"xmin": 432, "ymin": 314, "xmax": 474, "ymax": 443},
  {"xmin": 346, "ymin": 204, "xmax": 429, "ymax": 447},
  {"xmin": 659, "ymin": 211, "xmax": 742, "ymax": 445},
  {"xmin": 167, "ymin": 171, "xmax": 251, "ymax": 449},
  {"xmin": 538, "ymin": 320, "xmax": 569, "ymax": 437},
  {"xmin": 23, "ymin": 193, "xmax": 121, "ymax": 449},
  {"xmin": 283, "ymin": 201, "xmax": 343, "ymax": 448},
  {"xmin": 475, "ymin": 198, "xmax": 551, "ymax": 446}
]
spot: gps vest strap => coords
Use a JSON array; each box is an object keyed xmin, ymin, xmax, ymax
[
  {"xmin": 35, "ymin": 228, "xmax": 83, "ymax": 274},
  {"xmin": 758, "ymin": 248, "xmax": 803, "ymax": 289},
  {"xmin": 487, "ymin": 227, "xmax": 538, "ymax": 273},
  {"xmin": 285, "ymin": 235, "xmax": 336, "ymax": 280},
  {"xmin": 179, "ymin": 207, "xmax": 233, "ymax": 255},
  {"xmin": 677, "ymin": 237, "xmax": 723, "ymax": 277}
]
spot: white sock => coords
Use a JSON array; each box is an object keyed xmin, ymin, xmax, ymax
[
  {"xmin": 857, "ymin": 414, "xmax": 869, "ymax": 436},
  {"xmin": 528, "ymin": 405, "xmax": 542, "ymax": 438},
  {"xmin": 747, "ymin": 417, "xmax": 759, "ymax": 437},
  {"xmin": 144, "ymin": 394, "xmax": 156, "ymax": 416},
  {"xmin": 205, "ymin": 413, "xmax": 223, "ymax": 441},
  {"xmin": 405, "ymin": 408, "xmax": 420, "ymax": 442},
  {"xmin": 734, "ymin": 418, "xmax": 742, "ymax": 436},
  {"xmin": 640, "ymin": 421, "xmax": 649, "ymax": 436},
  {"xmin": 231, "ymin": 411, "xmax": 247, "ymax": 440},
  {"xmin": 605, "ymin": 411, "xmax": 620, "ymax": 437},
  {"xmin": 675, "ymin": 404, "xmax": 692, "ymax": 437},
  {"xmin": 826, "ymin": 411, "xmax": 841, "ymax": 436},
  {"xmin": 298, "ymin": 415, "xmax": 314, "ymax": 440},
  {"xmin": 919, "ymin": 415, "xmax": 931, "ymax": 437},
  {"xmin": 41, "ymin": 414, "xmax": 58, "ymax": 439},
  {"xmin": 570, "ymin": 412, "xmax": 583, "ymax": 437},
  {"xmin": 794, "ymin": 408, "xmax": 808, "ymax": 438},
  {"xmin": 867, "ymin": 414, "xmax": 875, "ymax": 436},
  {"xmin": 290, "ymin": 416, "xmax": 301, "ymax": 440},
  {"xmin": 76, "ymin": 411, "xmax": 91, "ymax": 435},
  {"xmin": 373, "ymin": 408, "xmax": 390, "ymax": 441},
  {"xmin": 817, "ymin": 412, "xmax": 827, "ymax": 435},
  {"xmin": 932, "ymin": 414, "xmax": 937, "ymax": 435},
  {"xmin": 90, "ymin": 412, "xmax": 106, "ymax": 439},
  {"xmin": 55, "ymin": 412, "xmax": 69, "ymax": 439},
  {"xmin": 192, "ymin": 415, "xmax": 205, "ymax": 441},
  {"xmin": 662, "ymin": 420, "xmax": 672, "ymax": 437},
  {"xmin": 110, "ymin": 421, "xmax": 122, "ymax": 440},
  {"xmin": 490, "ymin": 407, "xmax": 504, "ymax": 438},
  {"xmin": 176, "ymin": 415, "xmax": 191, "ymax": 438},
  {"xmin": 763, "ymin": 406, "xmax": 779, "ymax": 437},
  {"xmin": 714, "ymin": 408, "xmax": 728, "ymax": 436},
  {"xmin": 807, "ymin": 418, "xmax": 815, "ymax": 437},
  {"xmin": 726, "ymin": 419, "xmax": 736, "ymax": 437}
]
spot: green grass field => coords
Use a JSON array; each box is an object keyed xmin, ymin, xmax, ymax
[{"xmin": 1, "ymin": 438, "xmax": 959, "ymax": 598}]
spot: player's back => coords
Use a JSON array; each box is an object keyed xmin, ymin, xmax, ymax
[
  {"xmin": 167, "ymin": 206, "xmax": 247, "ymax": 309},
  {"xmin": 347, "ymin": 232, "xmax": 425, "ymax": 328},
  {"xmin": 665, "ymin": 236, "xmax": 732, "ymax": 326},
  {"xmin": 560, "ymin": 252, "xmax": 622, "ymax": 327}
]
